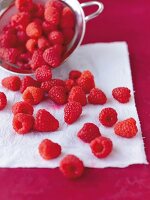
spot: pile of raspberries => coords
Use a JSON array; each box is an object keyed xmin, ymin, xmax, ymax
[
  {"xmin": 0, "ymin": 67, "xmax": 138, "ymax": 179},
  {"xmin": 0, "ymin": 0, "xmax": 75, "ymax": 70}
]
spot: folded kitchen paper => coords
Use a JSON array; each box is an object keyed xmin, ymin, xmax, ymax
[{"xmin": 0, "ymin": 42, "xmax": 148, "ymax": 168}]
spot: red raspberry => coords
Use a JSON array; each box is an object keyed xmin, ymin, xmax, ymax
[
  {"xmin": 20, "ymin": 76, "xmax": 40, "ymax": 93},
  {"xmin": 61, "ymin": 7, "xmax": 75, "ymax": 28},
  {"xmin": 0, "ymin": 92, "xmax": 7, "ymax": 110},
  {"xmin": 39, "ymin": 139, "xmax": 61, "ymax": 160},
  {"xmin": 35, "ymin": 65, "xmax": 52, "ymax": 82},
  {"xmin": 12, "ymin": 101, "xmax": 33, "ymax": 115},
  {"xmin": 34, "ymin": 109, "xmax": 59, "ymax": 132},
  {"xmin": 38, "ymin": 37, "xmax": 49, "ymax": 50},
  {"xmin": 88, "ymin": 88, "xmax": 107, "ymax": 105},
  {"xmin": 59, "ymin": 155, "xmax": 84, "ymax": 179},
  {"xmin": 65, "ymin": 79, "xmax": 76, "ymax": 92},
  {"xmin": 90, "ymin": 136, "xmax": 113, "ymax": 158},
  {"xmin": 13, "ymin": 113, "xmax": 34, "ymax": 134},
  {"xmin": 77, "ymin": 75, "xmax": 95, "ymax": 94},
  {"xmin": 43, "ymin": 46, "xmax": 61, "ymax": 68},
  {"xmin": 31, "ymin": 3, "xmax": 44, "ymax": 18},
  {"xmin": 22, "ymin": 86, "xmax": 44, "ymax": 105},
  {"xmin": 17, "ymin": 30, "xmax": 28, "ymax": 44},
  {"xmin": 26, "ymin": 21, "xmax": 42, "ymax": 39},
  {"xmin": 45, "ymin": 0, "xmax": 64, "ymax": 11},
  {"xmin": 0, "ymin": 48, "xmax": 19, "ymax": 64},
  {"xmin": 2, "ymin": 76, "xmax": 21, "ymax": 91},
  {"xmin": 69, "ymin": 70, "xmax": 81, "ymax": 80},
  {"xmin": 99, "ymin": 108, "xmax": 118, "ymax": 127},
  {"xmin": 42, "ymin": 21, "xmax": 57, "ymax": 34},
  {"xmin": 112, "ymin": 87, "xmax": 131, "ymax": 103},
  {"xmin": 44, "ymin": 6, "xmax": 60, "ymax": 25},
  {"xmin": 49, "ymin": 86, "xmax": 67, "ymax": 105},
  {"xmin": 68, "ymin": 86, "xmax": 87, "ymax": 106},
  {"xmin": 114, "ymin": 118, "xmax": 138, "ymax": 138},
  {"xmin": 26, "ymin": 39, "xmax": 37, "ymax": 53},
  {"xmin": 15, "ymin": 0, "xmax": 33, "ymax": 12},
  {"xmin": 64, "ymin": 101, "xmax": 82, "ymax": 124},
  {"xmin": 11, "ymin": 12, "xmax": 30, "ymax": 28},
  {"xmin": 41, "ymin": 79, "xmax": 65, "ymax": 92},
  {"xmin": 62, "ymin": 28, "xmax": 74, "ymax": 44},
  {"xmin": 31, "ymin": 50, "xmax": 46, "ymax": 70},
  {"xmin": 77, "ymin": 123, "xmax": 101, "ymax": 143},
  {"xmin": 0, "ymin": 32, "xmax": 17, "ymax": 48},
  {"xmin": 48, "ymin": 31, "xmax": 64, "ymax": 45}
]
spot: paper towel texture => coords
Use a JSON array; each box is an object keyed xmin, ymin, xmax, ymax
[{"xmin": 0, "ymin": 42, "xmax": 147, "ymax": 168}]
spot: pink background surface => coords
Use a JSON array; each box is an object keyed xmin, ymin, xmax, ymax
[{"xmin": 0, "ymin": 0, "xmax": 150, "ymax": 199}]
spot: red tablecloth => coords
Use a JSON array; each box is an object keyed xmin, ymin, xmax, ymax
[{"xmin": 0, "ymin": 0, "xmax": 150, "ymax": 199}]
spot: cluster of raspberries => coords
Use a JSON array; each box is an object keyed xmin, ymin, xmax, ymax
[
  {"xmin": 0, "ymin": 68, "xmax": 138, "ymax": 179},
  {"xmin": 0, "ymin": 0, "xmax": 75, "ymax": 70}
]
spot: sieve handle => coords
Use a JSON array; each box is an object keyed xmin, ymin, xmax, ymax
[{"xmin": 81, "ymin": 1, "xmax": 104, "ymax": 22}]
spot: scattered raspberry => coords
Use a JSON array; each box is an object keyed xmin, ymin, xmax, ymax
[
  {"xmin": 41, "ymin": 79, "xmax": 65, "ymax": 92},
  {"xmin": 64, "ymin": 101, "xmax": 82, "ymax": 124},
  {"xmin": 2, "ymin": 76, "xmax": 21, "ymax": 91},
  {"xmin": 45, "ymin": 0, "xmax": 63, "ymax": 11},
  {"xmin": 42, "ymin": 21, "xmax": 57, "ymax": 34},
  {"xmin": 61, "ymin": 7, "xmax": 75, "ymax": 28},
  {"xmin": 15, "ymin": 0, "xmax": 33, "ymax": 12},
  {"xmin": 69, "ymin": 70, "xmax": 81, "ymax": 80},
  {"xmin": 0, "ymin": 48, "xmax": 19, "ymax": 64},
  {"xmin": 31, "ymin": 50, "xmax": 46, "ymax": 70},
  {"xmin": 99, "ymin": 108, "xmax": 118, "ymax": 127},
  {"xmin": 62, "ymin": 28, "xmax": 74, "ymax": 44},
  {"xmin": 22, "ymin": 86, "xmax": 44, "ymax": 105},
  {"xmin": 88, "ymin": 88, "xmax": 107, "ymax": 105},
  {"xmin": 114, "ymin": 118, "xmax": 138, "ymax": 138},
  {"xmin": 39, "ymin": 139, "xmax": 61, "ymax": 160},
  {"xmin": 59, "ymin": 155, "xmax": 84, "ymax": 179},
  {"xmin": 49, "ymin": 86, "xmax": 67, "ymax": 105},
  {"xmin": 38, "ymin": 36, "xmax": 49, "ymax": 50},
  {"xmin": 0, "ymin": 31, "xmax": 17, "ymax": 48},
  {"xmin": 34, "ymin": 109, "xmax": 59, "ymax": 132},
  {"xmin": 68, "ymin": 86, "xmax": 87, "ymax": 106},
  {"xmin": 65, "ymin": 79, "xmax": 76, "ymax": 92},
  {"xmin": 35, "ymin": 65, "xmax": 52, "ymax": 82},
  {"xmin": 43, "ymin": 46, "xmax": 61, "ymax": 67},
  {"xmin": 13, "ymin": 113, "xmax": 34, "ymax": 134},
  {"xmin": 0, "ymin": 92, "xmax": 7, "ymax": 110},
  {"xmin": 77, "ymin": 75, "xmax": 95, "ymax": 94},
  {"xmin": 20, "ymin": 76, "xmax": 39, "ymax": 93},
  {"xmin": 90, "ymin": 136, "xmax": 113, "ymax": 158},
  {"xmin": 81, "ymin": 70, "xmax": 94, "ymax": 79},
  {"xmin": 77, "ymin": 123, "xmax": 101, "ymax": 143},
  {"xmin": 44, "ymin": 6, "xmax": 60, "ymax": 25},
  {"xmin": 26, "ymin": 21, "xmax": 42, "ymax": 39},
  {"xmin": 26, "ymin": 39, "xmax": 37, "ymax": 53},
  {"xmin": 112, "ymin": 87, "xmax": 131, "ymax": 103},
  {"xmin": 48, "ymin": 31, "xmax": 64, "ymax": 45},
  {"xmin": 11, "ymin": 12, "xmax": 30, "ymax": 28},
  {"xmin": 12, "ymin": 101, "xmax": 33, "ymax": 115}
]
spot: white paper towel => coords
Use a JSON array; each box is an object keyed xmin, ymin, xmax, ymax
[{"xmin": 0, "ymin": 42, "xmax": 148, "ymax": 168}]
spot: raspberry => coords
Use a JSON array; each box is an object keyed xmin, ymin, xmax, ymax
[
  {"xmin": 34, "ymin": 109, "xmax": 59, "ymax": 132},
  {"xmin": 42, "ymin": 21, "xmax": 57, "ymax": 34},
  {"xmin": 43, "ymin": 46, "xmax": 61, "ymax": 67},
  {"xmin": 62, "ymin": 28, "xmax": 74, "ymax": 44},
  {"xmin": 112, "ymin": 87, "xmax": 131, "ymax": 103},
  {"xmin": 114, "ymin": 118, "xmax": 138, "ymax": 138},
  {"xmin": 20, "ymin": 76, "xmax": 40, "ymax": 93},
  {"xmin": 35, "ymin": 65, "xmax": 52, "ymax": 83},
  {"xmin": 64, "ymin": 101, "xmax": 82, "ymax": 124},
  {"xmin": 26, "ymin": 21, "xmax": 42, "ymax": 39},
  {"xmin": 99, "ymin": 108, "xmax": 118, "ymax": 127},
  {"xmin": 11, "ymin": 12, "xmax": 30, "ymax": 28},
  {"xmin": 45, "ymin": 0, "xmax": 64, "ymax": 11},
  {"xmin": 31, "ymin": 50, "xmax": 46, "ymax": 70},
  {"xmin": 0, "ymin": 92, "xmax": 7, "ymax": 110},
  {"xmin": 88, "ymin": 88, "xmax": 107, "ymax": 105},
  {"xmin": 90, "ymin": 136, "xmax": 113, "ymax": 158},
  {"xmin": 2, "ymin": 76, "xmax": 21, "ymax": 91},
  {"xmin": 44, "ymin": 6, "xmax": 60, "ymax": 25},
  {"xmin": 38, "ymin": 37, "xmax": 49, "ymax": 50},
  {"xmin": 77, "ymin": 123, "xmax": 101, "ymax": 143},
  {"xmin": 61, "ymin": 7, "xmax": 75, "ymax": 28},
  {"xmin": 32, "ymin": 3, "xmax": 44, "ymax": 18},
  {"xmin": 17, "ymin": 30, "xmax": 28, "ymax": 44},
  {"xmin": 0, "ymin": 48, "xmax": 19, "ymax": 64},
  {"xmin": 48, "ymin": 31, "xmax": 64, "ymax": 45},
  {"xmin": 77, "ymin": 75, "xmax": 95, "ymax": 94},
  {"xmin": 65, "ymin": 79, "xmax": 76, "ymax": 92},
  {"xmin": 69, "ymin": 70, "xmax": 81, "ymax": 80},
  {"xmin": 15, "ymin": 0, "xmax": 33, "ymax": 12},
  {"xmin": 49, "ymin": 86, "xmax": 67, "ymax": 105},
  {"xmin": 59, "ymin": 155, "xmax": 84, "ymax": 179},
  {"xmin": 39, "ymin": 139, "xmax": 61, "ymax": 160},
  {"xmin": 0, "ymin": 32, "xmax": 17, "ymax": 48},
  {"xmin": 26, "ymin": 39, "xmax": 37, "ymax": 53},
  {"xmin": 22, "ymin": 86, "xmax": 44, "ymax": 105},
  {"xmin": 13, "ymin": 113, "xmax": 34, "ymax": 134},
  {"xmin": 41, "ymin": 79, "xmax": 65, "ymax": 92},
  {"xmin": 81, "ymin": 70, "xmax": 94, "ymax": 78},
  {"xmin": 12, "ymin": 101, "xmax": 33, "ymax": 115},
  {"xmin": 68, "ymin": 86, "xmax": 87, "ymax": 106}
]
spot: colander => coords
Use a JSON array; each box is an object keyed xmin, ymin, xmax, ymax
[{"xmin": 0, "ymin": 0, "xmax": 104, "ymax": 74}]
